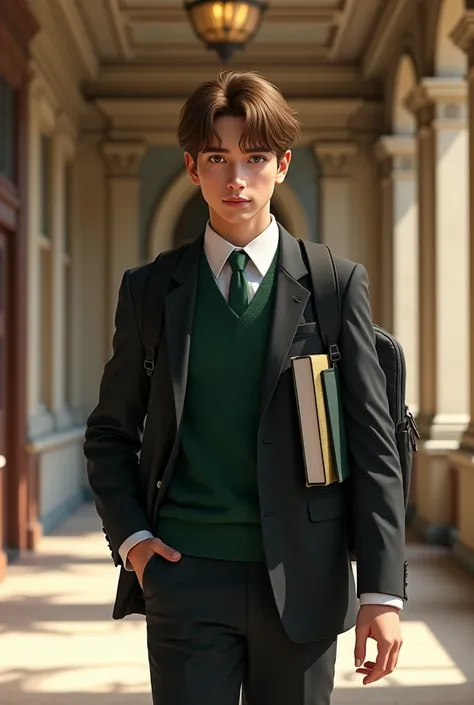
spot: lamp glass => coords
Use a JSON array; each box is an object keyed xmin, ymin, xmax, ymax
[{"xmin": 189, "ymin": 2, "xmax": 261, "ymax": 44}]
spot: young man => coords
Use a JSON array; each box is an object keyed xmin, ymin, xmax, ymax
[{"xmin": 84, "ymin": 71, "xmax": 407, "ymax": 705}]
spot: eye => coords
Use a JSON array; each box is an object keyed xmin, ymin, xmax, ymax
[
  {"xmin": 208, "ymin": 155, "xmax": 225, "ymax": 163},
  {"xmin": 249, "ymin": 155, "xmax": 267, "ymax": 164}
]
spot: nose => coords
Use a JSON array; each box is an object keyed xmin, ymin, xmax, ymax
[{"xmin": 227, "ymin": 168, "xmax": 247, "ymax": 191}]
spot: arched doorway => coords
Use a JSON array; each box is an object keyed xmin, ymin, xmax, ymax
[
  {"xmin": 172, "ymin": 191, "xmax": 292, "ymax": 249},
  {"xmin": 148, "ymin": 169, "xmax": 310, "ymax": 258}
]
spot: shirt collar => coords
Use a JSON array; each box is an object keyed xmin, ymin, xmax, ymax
[{"xmin": 204, "ymin": 214, "xmax": 280, "ymax": 279}]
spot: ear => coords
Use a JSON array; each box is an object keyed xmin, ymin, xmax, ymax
[
  {"xmin": 275, "ymin": 150, "xmax": 292, "ymax": 184},
  {"xmin": 184, "ymin": 152, "xmax": 200, "ymax": 185}
]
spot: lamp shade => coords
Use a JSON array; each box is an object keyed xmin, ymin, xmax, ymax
[{"xmin": 184, "ymin": 0, "xmax": 268, "ymax": 63}]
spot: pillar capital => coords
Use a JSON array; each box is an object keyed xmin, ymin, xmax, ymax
[
  {"xmin": 101, "ymin": 140, "xmax": 147, "ymax": 178},
  {"xmin": 374, "ymin": 136, "xmax": 416, "ymax": 179},
  {"xmin": 313, "ymin": 141, "xmax": 357, "ymax": 178},
  {"xmin": 450, "ymin": 12, "xmax": 474, "ymax": 56},
  {"xmin": 405, "ymin": 79, "xmax": 467, "ymax": 129}
]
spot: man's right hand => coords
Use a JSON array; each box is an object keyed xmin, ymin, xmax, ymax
[{"xmin": 128, "ymin": 537, "xmax": 181, "ymax": 589}]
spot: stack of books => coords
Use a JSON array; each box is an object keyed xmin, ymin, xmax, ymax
[{"xmin": 292, "ymin": 354, "xmax": 349, "ymax": 487}]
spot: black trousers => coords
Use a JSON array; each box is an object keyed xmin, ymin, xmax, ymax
[{"xmin": 143, "ymin": 554, "xmax": 337, "ymax": 705}]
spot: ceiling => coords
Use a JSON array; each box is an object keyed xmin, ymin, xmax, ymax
[{"xmin": 74, "ymin": 0, "xmax": 384, "ymax": 66}]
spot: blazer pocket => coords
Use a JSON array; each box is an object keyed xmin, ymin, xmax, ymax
[
  {"xmin": 294, "ymin": 322, "xmax": 319, "ymax": 338},
  {"xmin": 307, "ymin": 492, "xmax": 347, "ymax": 522}
]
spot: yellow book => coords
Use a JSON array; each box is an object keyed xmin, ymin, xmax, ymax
[{"xmin": 291, "ymin": 354, "xmax": 338, "ymax": 486}]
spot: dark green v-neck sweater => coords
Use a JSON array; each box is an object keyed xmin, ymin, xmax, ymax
[{"xmin": 155, "ymin": 247, "xmax": 279, "ymax": 561}]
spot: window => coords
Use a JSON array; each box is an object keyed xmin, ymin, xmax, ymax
[
  {"xmin": 63, "ymin": 162, "xmax": 73, "ymax": 406},
  {"xmin": 38, "ymin": 134, "xmax": 53, "ymax": 410},
  {"xmin": 0, "ymin": 77, "xmax": 16, "ymax": 182}
]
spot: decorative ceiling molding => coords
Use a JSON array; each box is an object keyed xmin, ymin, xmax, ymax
[
  {"xmin": 362, "ymin": 0, "xmax": 422, "ymax": 80},
  {"xmin": 84, "ymin": 64, "xmax": 367, "ymax": 100},
  {"xmin": 28, "ymin": 0, "xmax": 102, "ymax": 120},
  {"xmin": 120, "ymin": 5, "xmax": 341, "ymax": 24},
  {"xmin": 52, "ymin": 0, "xmax": 99, "ymax": 78},
  {"xmin": 74, "ymin": 0, "xmax": 385, "ymax": 66},
  {"xmin": 120, "ymin": 42, "xmax": 329, "ymax": 61},
  {"xmin": 328, "ymin": 0, "xmax": 381, "ymax": 60},
  {"xmin": 107, "ymin": 0, "xmax": 133, "ymax": 59},
  {"xmin": 29, "ymin": 37, "xmax": 86, "ymax": 122}
]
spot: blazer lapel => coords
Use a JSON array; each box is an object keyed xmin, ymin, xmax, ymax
[
  {"xmin": 164, "ymin": 234, "xmax": 203, "ymax": 428},
  {"xmin": 259, "ymin": 227, "xmax": 310, "ymax": 418}
]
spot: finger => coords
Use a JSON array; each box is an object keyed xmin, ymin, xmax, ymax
[
  {"xmin": 356, "ymin": 660, "xmax": 376, "ymax": 676},
  {"xmin": 386, "ymin": 640, "xmax": 401, "ymax": 674},
  {"xmin": 354, "ymin": 626, "xmax": 369, "ymax": 668},
  {"xmin": 152, "ymin": 538, "xmax": 181, "ymax": 562},
  {"xmin": 363, "ymin": 641, "xmax": 391, "ymax": 685},
  {"xmin": 356, "ymin": 660, "xmax": 375, "ymax": 671}
]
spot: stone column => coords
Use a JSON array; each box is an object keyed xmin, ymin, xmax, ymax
[
  {"xmin": 374, "ymin": 136, "xmax": 419, "ymax": 416},
  {"xmin": 448, "ymin": 14, "xmax": 474, "ymax": 571},
  {"xmin": 26, "ymin": 79, "xmax": 56, "ymax": 439},
  {"xmin": 101, "ymin": 141, "xmax": 146, "ymax": 344},
  {"xmin": 313, "ymin": 142, "xmax": 357, "ymax": 259},
  {"xmin": 406, "ymin": 78, "xmax": 470, "ymax": 542},
  {"xmin": 50, "ymin": 117, "xmax": 75, "ymax": 429}
]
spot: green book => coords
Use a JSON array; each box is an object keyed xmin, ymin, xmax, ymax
[{"xmin": 321, "ymin": 367, "xmax": 350, "ymax": 483}]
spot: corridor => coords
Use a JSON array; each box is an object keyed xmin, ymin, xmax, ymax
[{"xmin": 0, "ymin": 503, "xmax": 473, "ymax": 705}]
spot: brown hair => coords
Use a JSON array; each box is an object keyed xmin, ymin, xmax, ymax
[{"xmin": 177, "ymin": 70, "xmax": 301, "ymax": 163}]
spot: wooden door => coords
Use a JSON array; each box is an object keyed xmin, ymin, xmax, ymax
[{"xmin": 0, "ymin": 230, "xmax": 7, "ymax": 576}]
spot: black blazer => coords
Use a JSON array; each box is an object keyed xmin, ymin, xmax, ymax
[{"xmin": 84, "ymin": 226, "xmax": 407, "ymax": 644}]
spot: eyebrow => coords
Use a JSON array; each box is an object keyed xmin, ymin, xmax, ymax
[{"xmin": 201, "ymin": 146, "xmax": 270, "ymax": 154}]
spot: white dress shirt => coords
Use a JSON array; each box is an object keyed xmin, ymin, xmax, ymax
[{"xmin": 119, "ymin": 215, "xmax": 403, "ymax": 610}]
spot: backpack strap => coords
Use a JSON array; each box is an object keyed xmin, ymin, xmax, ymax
[
  {"xmin": 140, "ymin": 245, "xmax": 188, "ymax": 377},
  {"xmin": 298, "ymin": 240, "xmax": 342, "ymax": 364}
]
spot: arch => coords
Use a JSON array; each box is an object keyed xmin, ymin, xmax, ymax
[
  {"xmin": 148, "ymin": 169, "xmax": 200, "ymax": 258},
  {"xmin": 434, "ymin": 0, "xmax": 466, "ymax": 78},
  {"xmin": 148, "ymin": 170, "xmax": 311, "ymax": 259},
  {"xmin": 392, "ymin": 54, "xmax": 417, "ymax": 135},
  {"xmin": 271, "ymin": 182, "xmax": 311, "ymax": 240}
]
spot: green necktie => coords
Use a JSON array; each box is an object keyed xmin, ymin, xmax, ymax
[{"xmin": 228, "ymin": 250, "xmax": 250, "ymax": 316}]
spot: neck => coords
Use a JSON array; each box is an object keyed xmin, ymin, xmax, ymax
[{"xmin": 208, "ymin": 207, "xmax": 272, "ymax": 247}]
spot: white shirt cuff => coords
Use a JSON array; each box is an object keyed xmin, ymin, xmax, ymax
[
  {"xmin": 119, "ymin": 530, "xmax": 154, "ymax": 570},
  {"xmin": 359, "ymin": 592, "xmax": 403, "ymax": 610}
]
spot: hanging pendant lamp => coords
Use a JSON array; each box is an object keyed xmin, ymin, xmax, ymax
[{"xmin": 184, "ymin": 0, "xmax": 268, "ymax": 63}]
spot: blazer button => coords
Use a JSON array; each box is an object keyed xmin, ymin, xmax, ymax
[
  {"xmin": 157, "ymin": 480, "xmax": 162, "ymax": 489},
  {"xmin": 264, "ymin": 511, "xmax": 275, "ymax": 517}
]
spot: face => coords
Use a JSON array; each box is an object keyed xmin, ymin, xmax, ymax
[{"xmin": 184, "ymin": 115, "xmax": 291, "ymax": 243}]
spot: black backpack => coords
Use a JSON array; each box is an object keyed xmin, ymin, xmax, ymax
[
  {"xmin": 139, "ymin": 241, "xmax": 419, "ymax": 508},
  {"xmin": 298, "ymin": 239, "xmax": 419, "ymax": 508}
]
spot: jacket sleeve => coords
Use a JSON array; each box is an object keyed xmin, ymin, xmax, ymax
[
  {"xmin": 84, "ymin": 270, "xmax": 153, "ymax": 565},
  {"xmin": 338, "ymin": 263, "xmax": 406, "ymax": 600}
]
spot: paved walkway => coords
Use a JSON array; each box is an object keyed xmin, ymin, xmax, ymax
[{"xmin": 0, "ymin": 503, "xmax": 473, "ymax": 705}]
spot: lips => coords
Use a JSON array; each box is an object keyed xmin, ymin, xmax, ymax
[{"xmin": 224, "ymin": 197, "xmax": 250, "ymax": 203}]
